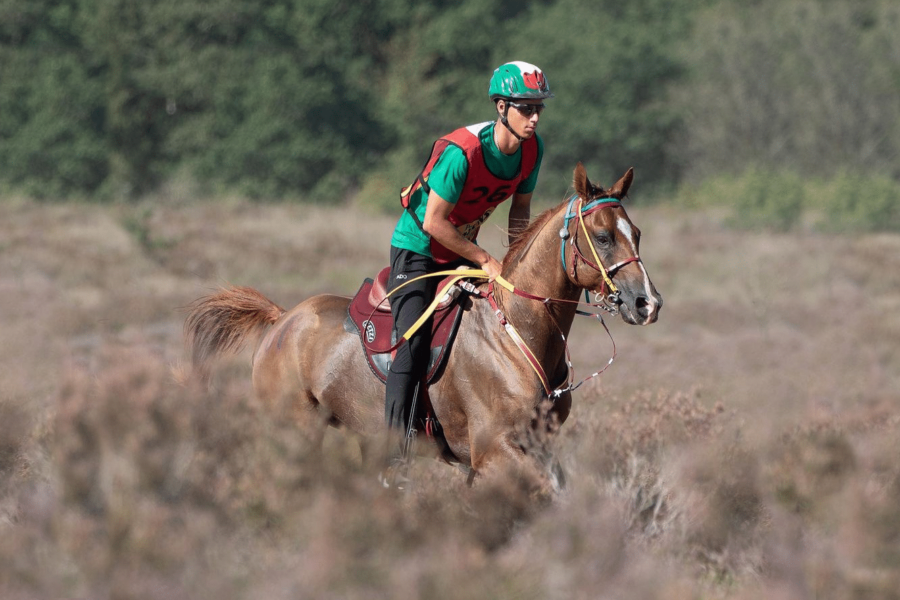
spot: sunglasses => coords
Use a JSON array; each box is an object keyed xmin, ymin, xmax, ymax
[{"xmin": 507, "ymin": 101, "xmax": 546, "ymax": 117}]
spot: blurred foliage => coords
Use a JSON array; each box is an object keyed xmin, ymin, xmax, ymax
[
  {"xmin": 0, "ymin": 0, "xmax": 107, "ymax": 198},
  {"xmin": 1, "ymin": 0, "xmax": 899, "ymax": 232},
  {"xmin": 730, "ymin": 168, "xmax": 805, "ymax": 232},
  {"xmin": 673, "ymin": 0, "xmax": 900, "ymax": 182},
  {"xmin": 816, "ymin": 171, "xmax": 900, "ymax": 233},
  {"xmin": 673, "ymin": 168, "xmax": 804, "ymax": 231},
  {"xmin": 674, "ymin": 166, "xmax": 900, "ymax": 233},
  {"xmin": 498, "ymin": 0, "xmax": 693, "ymax": 201},
  {"xmin": 0, "ymin": 0, "xmax": 700, "ymax": 201}
]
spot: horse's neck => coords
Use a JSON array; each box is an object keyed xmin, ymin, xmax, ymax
[
  {"xmin": 504, "ymin": 203, "xmax": 580, "ymax": 302},
  {"xmin": 499, "ymin": 206, "xmax": 580, "ymax": 365}
]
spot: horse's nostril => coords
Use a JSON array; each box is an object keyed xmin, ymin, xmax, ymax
[{"xmin": 635, "ymin": 296, "xmax": 654, "ymax": 318}]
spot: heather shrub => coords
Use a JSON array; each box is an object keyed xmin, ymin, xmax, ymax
[
  {"xmin": 563, "ymin": 389, "xmax": 730, "ymax": 540},
  {"xmin": 768, "ymin": 428, "xmax": 857, "ymax": 517},
  {"xmin": 669, "ymin": 443, "xmax": 765, "ymax": 577},
  {"xmin": 572, "ymin": 388, "xmax": 727, "ymax": 477},
  {"xmin": 0, "ymin": 399, "xmax": 33, "ymax": 527},
  {"xmin": 2, "ymin": 341, "xmax": 559, "ymax": 598},
  {"xmin": 4, "ymin": 198, "xmax": 900, "ymax": 598}
]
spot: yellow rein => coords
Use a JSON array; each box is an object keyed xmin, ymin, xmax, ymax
[
  {"xmin": 377, "ymin": 269, "xmax": 554, "ymax": 392},
  {"xmin": 381, "ymin": 268, "xmax": 507, "ymax": 341},
  {"xmin": 576, "ymin": 198, "xmax": 618, "ymax": 294}
]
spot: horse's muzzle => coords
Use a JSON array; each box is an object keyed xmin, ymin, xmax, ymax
[{"xmin": 622, "ymin": 289, "xmax": 662, "ymax": 325}]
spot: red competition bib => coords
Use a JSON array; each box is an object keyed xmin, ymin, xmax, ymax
[{"xmin": 400, "ymin": 123, "xmax": 538, "ymax": 263}]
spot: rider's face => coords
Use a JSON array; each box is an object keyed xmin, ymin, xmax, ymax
[{"xmin": 499, "ymin": 99, "xmax": 543, "ymax": 138}]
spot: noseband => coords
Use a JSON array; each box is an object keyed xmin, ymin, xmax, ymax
[{"xmin": 559, "ymin": 195, "xmax": 641, "ymax": 312}]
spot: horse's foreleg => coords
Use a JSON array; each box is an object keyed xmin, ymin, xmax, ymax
[
  {"xmin": 469, "ymin": 401, "xmax": 569, "ymax": 495},
  {"xmin": 469, "ymin": 430, "xmax": 550, "ymax": 494}
]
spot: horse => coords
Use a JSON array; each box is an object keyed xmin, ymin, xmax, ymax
[{"xmin": 184, "ymin": 163, "xmax": 662, "ymax": 487}]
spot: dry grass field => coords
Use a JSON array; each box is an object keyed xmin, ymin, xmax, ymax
[{"xmin": 1, "ymin": 192, "xmax": 899, "ymax": 599}]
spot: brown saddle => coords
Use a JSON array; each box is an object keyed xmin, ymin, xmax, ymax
[{"xmin": 344, "ymin": 267, "xmax": 467, "ymax": 384}]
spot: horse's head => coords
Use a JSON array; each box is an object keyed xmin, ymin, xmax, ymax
[{"xmin": 567, "ymin": 163, "xmax": 662, "ymax": 325}]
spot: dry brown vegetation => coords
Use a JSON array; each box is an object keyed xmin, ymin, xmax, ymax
[{"xmin": 2, "ymin": 195, "xmax": 899, "ymax": 599}]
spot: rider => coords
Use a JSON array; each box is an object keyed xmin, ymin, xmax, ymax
[{"xmin": 384, "ymin": 61, "xmax": 553, "ymax": 476}]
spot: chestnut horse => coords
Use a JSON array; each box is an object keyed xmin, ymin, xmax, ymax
[{"xmin": 185, "ymin": 163, "xmax": 662, "ymax": 485}]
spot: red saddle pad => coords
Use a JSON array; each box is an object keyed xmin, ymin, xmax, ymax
[{"xmin": 345, "ymin": 267, "xmax": 467, "ymax": 384}]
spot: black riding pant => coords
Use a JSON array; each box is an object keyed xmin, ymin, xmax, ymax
[{"xmin": 384, "ymin": 246, "xmax": 439, "ymax": 432}]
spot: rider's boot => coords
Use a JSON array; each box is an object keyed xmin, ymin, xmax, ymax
[{"xmin": 378, "ymin": 431, "xmax": 411, "ymax": 490}]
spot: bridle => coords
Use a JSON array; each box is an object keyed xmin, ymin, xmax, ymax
[
  {"xmin": 368, "ymin": 194, "xmax": 645, "ymax": 400},
  {"xmin": 464, "ymin": 194, "xmax": 644, "ymax": 398},
  {"xmin": 559, "ymin": 194, "xmax": 642, "ymax": 313}
]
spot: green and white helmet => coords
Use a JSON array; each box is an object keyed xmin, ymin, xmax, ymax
[{"xmin": 489, "ymin": 61, "xmax": 553, "ymax": 101}]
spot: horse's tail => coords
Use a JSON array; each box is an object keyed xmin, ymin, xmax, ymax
[{"xmin": 184, "ymin": 286, "xmax": 286, "ymax": 375}]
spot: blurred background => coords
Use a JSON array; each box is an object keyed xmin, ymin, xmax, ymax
[
  {"xmin": 1, "ymin": 0, "xmax": 898, "ymax": 230},
  {"xmin": 2, "ymin": 1, "xmax": 900, "ymax": 598}
]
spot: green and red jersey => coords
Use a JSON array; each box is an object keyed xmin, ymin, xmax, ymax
[{"xmin": 392, "ymin": 121, "xmax": 543, "ymax": 263}]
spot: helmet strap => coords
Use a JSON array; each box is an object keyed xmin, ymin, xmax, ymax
[{"xmin": 499, "ymin": 101, "xmax": 526, "ymax": 142}]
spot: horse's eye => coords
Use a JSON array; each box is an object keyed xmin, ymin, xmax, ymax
[{"xmin": 595, "ymin": 232, "xmax": 612, "ymax": 246}]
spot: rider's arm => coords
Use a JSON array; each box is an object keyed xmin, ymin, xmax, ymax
[
  {"xmin": 423, "ymin": 190, "xmax": 503, "ymax": 280},
  {"xmin": 508, "ymin": 192, "xmax": 531, "ymax": 244},
  {"xmin": 508, "ymin": 133, "xmax": 540, "ymax": 243}
]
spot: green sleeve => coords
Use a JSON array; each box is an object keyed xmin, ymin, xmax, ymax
[
  {"xmin": 427, "ymin": 145, "xmax": 469, "ymax": 204},
  {"xmin": 516, "ymin": 133, "xmax": 544, "ymax": 195}
]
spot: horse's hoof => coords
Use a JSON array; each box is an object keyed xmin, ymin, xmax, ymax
[{"xmin": 379, "ymin": 457, "xmax": 412, "ymax": 491}]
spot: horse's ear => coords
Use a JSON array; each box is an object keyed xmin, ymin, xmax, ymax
[
  {"xmin": 573, "ymin": 162, "xmax": 589, "ymax": 199},
  {"xmin": 607, "ymin": 167, "xmax": 634, "ymax": 200},
  {"xmin": 573, "ymin": 162, "xmax": 606, "ymax": 200}
]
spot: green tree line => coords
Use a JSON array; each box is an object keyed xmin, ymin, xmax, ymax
[{"xmin": 1, "ymin": 0, "xmax": 898, "ymax": 228}]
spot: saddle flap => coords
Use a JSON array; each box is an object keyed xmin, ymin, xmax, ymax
[{"xmin": 346, "ymin": 267, "xmax": 469, "ymax": 384}]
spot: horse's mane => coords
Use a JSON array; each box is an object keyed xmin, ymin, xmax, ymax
[{"xmin": 502, "ymin": 196, "xmax": 570, "ymax": 268}]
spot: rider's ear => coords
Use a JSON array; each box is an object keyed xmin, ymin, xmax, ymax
[{"xmin": 495, "ymin": 99, "xmax": 505, "ymax": 115}]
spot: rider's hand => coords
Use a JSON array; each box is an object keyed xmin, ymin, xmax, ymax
[{"xmin": 480, "ymin": 255, "xmax": 503, "ymax": 282}]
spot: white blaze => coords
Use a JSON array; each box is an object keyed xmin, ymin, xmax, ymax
[{"xmin": 615, "ymin": 213, "xmax": 658, "ymax": 313}]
